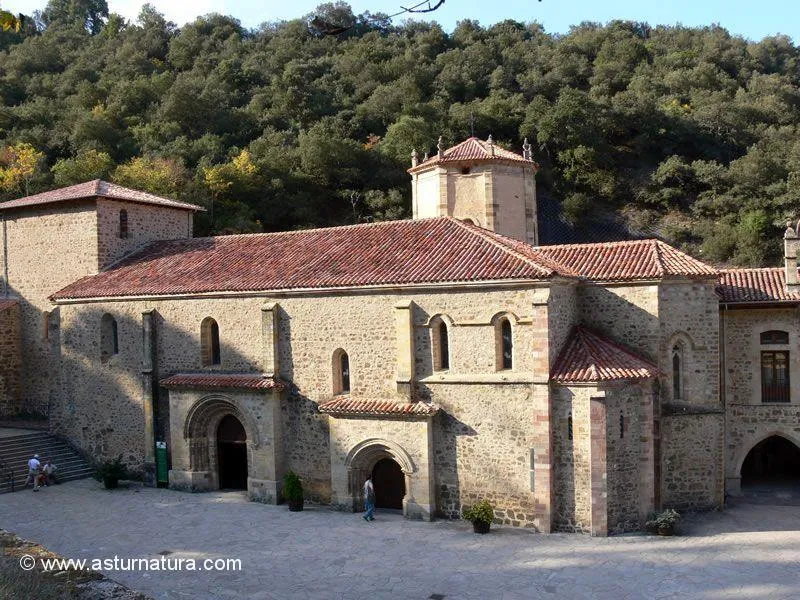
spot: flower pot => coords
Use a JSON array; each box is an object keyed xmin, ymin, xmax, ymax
[
  {"xmin": 472, "ymin": 520, "xmax": 491, "ymax": 534},
  {"xmin": 103, "ymin": 476, "xmax": 119, "ymax": 490},
  {"xmin": 657, "ymin": 523, "xmax": 675, "ymax": 536},
  {"xmin": 288, "ymin": 498, "xmax": 304, "ymax": 512}
]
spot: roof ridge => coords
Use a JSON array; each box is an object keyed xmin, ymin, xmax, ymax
[
  {"xmin": 449, "ymin": 218, "xmax": 563, "ymax": 277},
  {"xmin": 651, "ymin": 239, "xmax": 666, "ymax": 277}
]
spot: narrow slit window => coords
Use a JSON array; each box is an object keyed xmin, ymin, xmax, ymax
[
  {"xmin": 568, "ymin": 415, "xmax": 573, "ymax": 440},
  {"xmin": 201, "ymin": 317, "xmax": 221, "ymax": 366},
  {"xmin": 333, "ymin": 349, "xmax": 351, "ymax": 394},
  {"xmin": 672, "ymin": 346, "xmax": 682, "ymax": 400},
  {"xmin": 432, "ymin": 319, "xmax": 450, "ymax": 371},
  {"xmin": 119, "ymin": 209, "xmax": 128, "ymax": 239},
  {"xmin": 500, "ymin": 319, "xmax": 514, "ymax": 369},
  {"xmin": 100, "ymin": 313, "xmax": 118, "ymax": 363},
  {"xmin": 620, "ymin": 414, "xmax": 625, "ymax": 439}
]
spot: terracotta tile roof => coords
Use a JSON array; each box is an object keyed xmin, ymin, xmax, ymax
[
  {"xmin": 0, "ymin": 180, "xmax": 204, "ymax": 212},
  {"xmin": 535, "ymin": 239, "xmax": 717, "ymax": 282},
  {"xmin": 318, "ymin": 396, "xmax": 439, "ymax": 417},
  {"xmin": 408, "ymin": 137, "xmax": 536, "ymax": 173},
  {"xmin": 51, "ymin": 217, "xmax": 563, "ymax": 300},
  {"xmin": 717, "ymin": 268, "xmax": 800, "ymax": 304},
  {"xmin": 0, "ymin": 299, "xmax": 18, "ymax": 312},
  {"xmin": 160, "ymin": 373, "xmax": 285, "ymax": 391},
  {"xmin": 551, "ymin": 326, "xmax": 658, "ymax": 384}
]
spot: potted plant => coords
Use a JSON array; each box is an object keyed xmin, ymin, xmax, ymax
[
  {"xmin": 94, "ymin": 455, "xmax": 127, "ymax": 490},
  {"xmin": 462, "ymin": 499, "xmax": 494, "ymax": 534},
  {"xmin": 645, "ymin": 508, "xmax": 681, "ymax": 536},
  {"xmin": 283, "ymin": 470, "xmax": 304, "ymax": 512}
]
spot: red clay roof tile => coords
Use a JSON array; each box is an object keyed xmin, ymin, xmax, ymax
[
  {"xmin": 0, "ymin": 180, "xmax": 204, "ymax": 212},
  {"xmin": 717, "ymin": 268, "xmax": 800, "ymax": 304},
  {"xmin": 408, "ymin": 137, "xmax": 536, "ymax": 173},
  {"xmin": 51, "ymin": 217, "xmax": 563, "ymax": 300},
  {"xmin": 535, "ymin": 239, "xmax": 716, "ymax": 281},
  {"xmin": 551, "ymin": 326, "xmax": 658, "ymax": 383},
  {"xmin": 159, "ymin": 373, "xmax": 285, "ymax": 391},
  {"xmin": 318, "ymin": 397, "xmax": 439, "ymax": 417}
]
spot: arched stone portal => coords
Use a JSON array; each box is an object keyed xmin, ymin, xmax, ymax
[
  {"xmin": 742, "ymin": 436, "xmax": 800, "ymax": 484},
  {"xmin": 372, "ymin": 457, "xmax": 405, "ymax": 510},
  {"xmin": 217, "ymin": 414, "xmax": 247, "ymax": 490},
  {"xmin": 345, "ymin": 439, "xmax": 415, "ymax": 517}
]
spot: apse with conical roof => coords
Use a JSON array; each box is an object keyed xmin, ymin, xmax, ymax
[{"xmin": 408, "ymin": 136, "xmax": 539, "ymax": 245}]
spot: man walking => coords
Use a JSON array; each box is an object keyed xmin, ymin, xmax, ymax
[
  {"xmin": 363, "ymin": 474, "xmax": 375, "ymax": 521},
  {"xmin": 25, "ymin": 454, "xmax": 41, "ymax": 491}
]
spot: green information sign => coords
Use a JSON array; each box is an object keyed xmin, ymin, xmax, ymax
[{"xmin": 156, "ymin": 441, "xmax": 168, "ymax": 485}]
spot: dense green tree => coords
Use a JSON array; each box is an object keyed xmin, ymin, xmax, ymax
[{"xmin": 1, "ymin": 4, "xmax": 799, "ymax": 262}]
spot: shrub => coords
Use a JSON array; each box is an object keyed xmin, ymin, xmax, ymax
[
  {"xmin": 462, "ymin": 500, "xmax": 494, "ymax": 524},
  {"xmin": 283, "ymin": 470, "xmax": 303, "ymax": 502}
]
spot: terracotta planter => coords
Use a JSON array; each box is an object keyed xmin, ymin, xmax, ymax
[
  {"xmin": 103, "ymin": 476, "xmax": 119, "ymax": 490},
  {"xmin": 288, "ymin": 498, "xmax": 304, "ymax": 512},
  {"xmin": 472, "ymin": 520, "xmax": 491, "ymax": 534}
]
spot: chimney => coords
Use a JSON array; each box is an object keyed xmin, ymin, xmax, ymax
[{"xmin": 785, "ymin": 221, "xmax": 799, "ymax": 293}]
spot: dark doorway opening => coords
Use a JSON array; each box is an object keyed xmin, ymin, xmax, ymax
[
  {"xmin": 740, "ymin": 436, "xmax": 800, "ymax": 504},
  {"xmin": 217, "ymin": 415, "xmax": 247, "ymax": 490},
  {"xmin": 372, "ymin": 458, "xmax": 405, "ymax": 509}
]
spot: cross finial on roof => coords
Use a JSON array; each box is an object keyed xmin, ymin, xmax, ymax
[
  {"xmin": 411, "ymin": 148, "xmax": 418, "ymax": 168},
  {"xmin": 437, "ymin": 136, "xmax": 443, "ymax": 158},
  {"xmin": 523, "ymin": 137, "xmax": 532, "ymax": 161}
]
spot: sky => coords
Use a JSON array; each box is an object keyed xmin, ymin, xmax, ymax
[{"xmin": 4, "ymin": 0, "xmax": 798, "ymax": 41}]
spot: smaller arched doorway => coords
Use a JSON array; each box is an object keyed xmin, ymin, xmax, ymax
[
  {"xmin": 740, "ymin": 436, "xmax": 800, "ymax": 502},
  {"xmin": 372, "ymin": 458, "xmax": 405, "ymax": 510},
  {"xmin": 217, "ymin": 415, "xmax": 247, "ymax": 490}
]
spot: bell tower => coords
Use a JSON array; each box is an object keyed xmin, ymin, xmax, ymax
[{"xmin": 408, "ymin": 136, "xmax": 538, "ymax": 245}]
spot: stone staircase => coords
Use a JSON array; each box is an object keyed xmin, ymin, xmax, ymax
[{"xmin": 0, "ymin": 430, "xmax": 93, "ymax": 493}]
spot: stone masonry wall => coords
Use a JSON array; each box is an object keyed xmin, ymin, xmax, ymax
[
  {"xmin": 96, "ymin": 199, "xmax": 193, "ymax": 270},
  {"xmin": 2, "ymin": 202, "xmax": 99, "ymax": 414},
  {"xmin": 551, "ymin": 385, "xmax": 592, "ymax": 532},
  {"xmin": 0, "ymin": 302, "xmax": 21, "ymax": 416},
  {"xmin": 606, "ymin": 385, "xmax": 647, "ymax": 532},
  {"xmin": 55, "ymin": 284, "xmax": 551, "ymax": 525},
  {"xmin": 722, "ymin": 307, "xmax": 800, "ymax": 489},
  {"xmin": 660, "ymin": 412, "xmax": 723, "ymax": 510},
  {"xmin": 578, "ymin": 283, "xmax": 659, "ymax": 360}
]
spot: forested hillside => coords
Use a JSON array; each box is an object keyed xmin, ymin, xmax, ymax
[{"xmin": 1, "ymin": 1, "xmax": 799, "ymax": 265}]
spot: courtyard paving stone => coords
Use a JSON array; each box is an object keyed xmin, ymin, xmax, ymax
[{"xmin": 1, "ymin": 480, "xmax": 799, "ymax": 599}]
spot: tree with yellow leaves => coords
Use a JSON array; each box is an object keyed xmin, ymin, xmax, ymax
[
  {"xmin": 0, "ymin": 5, "xmax": 23, "ymax": 32},
  {"xmin": 0, "ymin": 143, "xmax": 43, "ymax": 197}
]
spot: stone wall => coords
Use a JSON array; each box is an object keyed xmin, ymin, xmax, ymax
[
  {"xmin": 96, "ymin": 199, "xmax": 193, "ymax": 270},
  {"xmin": 54, "ymin": 284, "xmax": 553, "ymax": 527},
  {"xmin": 0, "ymin": 302, "xmax": 21, "ymax": 416},
  {"xmin": 1, "ymin": 202, "xmax": 99, "ymax": 414},
  {"xmin": 658, "ymin": 281, "xmax": 720, "ymax": 407},
  {"xmin": 660, "ymin": 412, "xmax": 723, "ymax": 510},
  {"xmin": 578, "ymin": 283, "xmax": 659, "ymax": 360},
  {"xmin": 551, "ymin": 385, "xmax": 592, "ymax": 532},
  {"xmin": 722, "ymin": 307, "xmax": 800, "ymax": 493}
]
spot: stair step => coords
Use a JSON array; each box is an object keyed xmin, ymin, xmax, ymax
[{"xmin": 0, "ymin": 432, "xmax": 93, "ymax": 494}]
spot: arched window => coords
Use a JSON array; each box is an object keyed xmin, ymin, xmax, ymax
[
  {"xmin": 119, "ymin": 209, "xmax": 128, "ymax": 239},
  {"xmin": 100, "ymin": 313, "xmax": 118, "ymax": 363},
  {"xmin": 495, "ymin": 317, "xmax": 513, "ymax": 370},
  {"xmin": 761, "ymin": 330, "xmax": 789, "ymax": 345},
  {"xmin": 201, "ymin": 317, "xmax": 221, "ymax": 366},
  {"xmin": 672, "ymin": 345, "xmax": 683, "ymax": 400},
  {"xmin": 333, "ymin": 349, "xmax": 351, "ymax": 394},
  {"xmin": 430, "ymin": 317, "xmax": 450, "ymax": 371}
]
